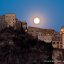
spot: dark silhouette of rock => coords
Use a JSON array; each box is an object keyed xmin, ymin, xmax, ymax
[{"xmin": 0, "ymin": 27, "xmax": 53, "ymax": 64}]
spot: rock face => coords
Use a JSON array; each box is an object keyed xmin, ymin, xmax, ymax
[{"xmin": 0, "ymin": 27, "xmax": 53, "ymax": 64}]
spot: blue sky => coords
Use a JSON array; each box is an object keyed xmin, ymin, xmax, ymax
[{"xmin": 0, "ymin": 0, "xmax": 64, "ymax": 31}]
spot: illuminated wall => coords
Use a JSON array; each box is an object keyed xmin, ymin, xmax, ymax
[
  {"xmin": 60, "ymin": 27, "xmax": 64, "ymax": 48},
  {"xmin": 4, "ymin": 14, "xmax": 16, "ymax": 27}
]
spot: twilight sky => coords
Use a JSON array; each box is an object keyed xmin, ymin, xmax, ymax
[{"xmin": 0, "ymin": 0, "xmax": 64, "ymax": 31}]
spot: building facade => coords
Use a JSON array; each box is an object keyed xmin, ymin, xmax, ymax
[
  {"xmin": 28, "ymin": 26, "xmax": 55, "ymax": 42},
  {"xmin": 15, "ymin": 19, "xmax": 22, "ymax": 30},
  {"xmin": 28, "ymin": 26, "xmax": 64, "ymax": 49},
  {"xmin": 15, "ymin": 19, "xmax": 27, "ymax": 32},
  {"xmin": 0, "ymin": 14, "xmax": 16, "ymax": 30},
  {"xmin": 52, "ymin": 26, "xmax": 64, "ymax": 49},
  {"xmin": 52, "ymin": 32, "xmax": 62, "ymax": 48},
  {"xmin": 21, "ymin": 21, "xmax": 27, "ymax": 32},
  {"xmin": 4, "ymin": 14, "xmax": 16, "ymax": 27},
  {"xmin": 0, "ymin": 14, "xmax": 27, "ymax": 31}
]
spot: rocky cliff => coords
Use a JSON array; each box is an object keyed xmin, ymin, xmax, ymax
[{"xmin": 0, "ymin": 27, "xmax": 53, "ymax": 64}]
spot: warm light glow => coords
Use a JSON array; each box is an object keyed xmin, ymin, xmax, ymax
[
  {"xmin": 34, "ymin": 18, "xmax": 40, "ymax": 24},
  {"xmin": 61, "ymin": 29, "xmax": 64, "ymax": 33}
]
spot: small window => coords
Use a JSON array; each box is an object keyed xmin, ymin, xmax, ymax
[
  {"xmin": 57, "ymin": 42, "xmax": 59, "ymax": 44},
  {"xmin": 13, "ymin": 22, "xmax": 14, "ymax": 23},
  {"xmin": 53, "ymin": 42, "xmax": 55, "ymax": 44},
  {"xmin": 60, "ymin": 45, "xmax": 62, "ymax": 48},
  {"xmin": 13, "ymin": 19, "xmax": 14, "ymax": 21},
  {"xmin": 60, "ymin": 42, "xmax": 62, "ymax": 44}
]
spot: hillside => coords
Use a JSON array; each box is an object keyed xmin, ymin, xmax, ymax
[{"xmin": 0, "ymin": 27, "xmax": 53, "ymax": 64}]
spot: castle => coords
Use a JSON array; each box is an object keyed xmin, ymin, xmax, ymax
[
  {"xmin": 0, "ymin": 14, "xmax": 64, "ymax": 49},
  {"xmin": 28, "ymin": 26, "xmax": 64, "ymax": 49},
  {"xmin": 0, "ymin": 14, "xmax": 27, "ymax": 32}
]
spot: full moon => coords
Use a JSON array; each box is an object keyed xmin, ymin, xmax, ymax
[{"xmin": 34, "ymin": 18, "xmax": 40, "ymax": 24}]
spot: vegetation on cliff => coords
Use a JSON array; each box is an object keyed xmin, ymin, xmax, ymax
[{"xmin": 0, "ymin": 27, "xmax": 53, "ymax": 64}]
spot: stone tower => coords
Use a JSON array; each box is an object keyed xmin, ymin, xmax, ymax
[{"xmin": 4, "ymin": 14, "xmax": 16, "ymax": 27}]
